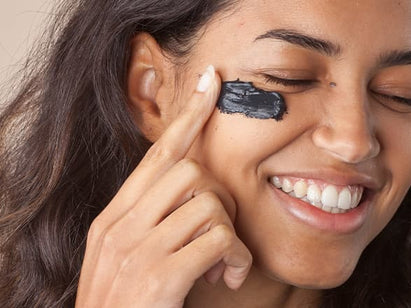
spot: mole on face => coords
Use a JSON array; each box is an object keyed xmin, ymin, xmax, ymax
[{"xmin": 217, "ymin": 80, "xmax": 287, "ymax": 121}]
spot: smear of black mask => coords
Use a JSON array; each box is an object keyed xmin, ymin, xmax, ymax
[{"xmin": 217, "ymin": 80, "xmax": 287, "ymax": 121}]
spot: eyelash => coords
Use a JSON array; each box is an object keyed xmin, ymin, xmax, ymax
[
  {"xmin": 372, "ymin": 91, "xmax": 411, "ymax": 106},
  {"xmin": 263, "ymin": 74, "xmax": 315, "ymax": 87},
  {"xmin": 264, "ymin": 74, "xmax": 411, "ymax": 107}
]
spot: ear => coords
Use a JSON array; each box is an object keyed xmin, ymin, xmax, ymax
[{"xmin": 127, "ymin": 32, "xmax": 174, "ymax": 142}]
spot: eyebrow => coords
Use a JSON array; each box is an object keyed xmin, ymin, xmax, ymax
[
  {"xmin": 254, "ymin": 28, "xmax": 342, "ymax": 57},
  {"xmin": 379, "ymin": 50, "xmax": 411, "ymax": 67}
]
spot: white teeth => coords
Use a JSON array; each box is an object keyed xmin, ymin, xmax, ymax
[
  {"xmin": 351, "ymin": 191, "xmax": 357, "ymax": 209},
  {"xmin": 294, "ymin": 180, "xmax": 308, "ymax": 198},
  {"xmin": 271, "ymin": 176, "xmax": 365, "ymax": 214},
  {"xmin": 338, "ymin": 188, "xmax": 352, "ymax": 210},
  {"xmin": 312, "ymin": 202, "xmax": 323, "ymax": 209},
  {"xmin": 321, "ymin": 185, "xmax": 339, "ymax": 208},
  {"xmin": 272, "ymin": 176, "xmax": 282, "ymax": 188},
  {"xmin": 351, "ymin": 190, "xmax": 360, "ymax": 208},
  {"xmin": 282, "ymin": 178, "xmax": 294, "ymax": 193},
  {"xmin": 331, "ymin": 207, "xmax": 341, "ymax": 214},
  {"xmin": 307, "ymin": 184, "xmax": 322, "ymax": 204},
  {"xmin": 322, "ymin": 206, "xmax": 333, "ymax": 213}
]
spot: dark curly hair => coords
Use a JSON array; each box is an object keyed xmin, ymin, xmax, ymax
[{"xmin": 0, "ymin": 1, "xmax": 409, "ymax": 307}]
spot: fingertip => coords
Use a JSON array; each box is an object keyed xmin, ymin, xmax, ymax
[
  {"xmin": 190, "ymin": 65, "xmax": 220, "ymax": 115},
  {"xmin": 197, "ymin": 64, "xmax": 222, "ymax": 117},
  {"xmin": 224, "ymin": 276, "xmax": 245, "ymax": 291},
  {"xmin": 196, "ymin": 65, "xmax": 215, "ymax": 93},
  {"xmin": 223, "ymin": 265, "xmax": 251, "ymax": 291}
]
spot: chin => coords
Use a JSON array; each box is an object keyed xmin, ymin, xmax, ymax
[
  {"xmin": 285, "ymin": 269, "xmax": 355, "ymax": 290},
  {"xmin": 248, "ymin": 234, "xmax": 364, "ymax": 290}
]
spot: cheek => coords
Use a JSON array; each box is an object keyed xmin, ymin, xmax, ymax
[
  {"xmin": 358, "ymin": 114, "xmax": 411, "ymax": 248},
  {"xmin": 193, "ymin": 101, "xmax": 316, "ymax": 167},
  {"xmin": 191, "ymin": 111, "xmax": 275, "ymax": 171},
  {"xmin": 379, "ymin": 113, "xmax": 411, "ymax": 197}
]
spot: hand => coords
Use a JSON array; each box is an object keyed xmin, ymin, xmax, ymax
[{"xmin": 75, "ymin": 65, "xmax": 253, "ymax": 308}]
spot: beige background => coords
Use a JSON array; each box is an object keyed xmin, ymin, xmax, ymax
[{"xmin": 0, "ymin": 1, "xmax": 54, "ymax": 89}]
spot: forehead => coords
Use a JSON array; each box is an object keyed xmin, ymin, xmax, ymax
[{"xmin": 199, "ymin": 0, "xmax": 411, "ymax": 58}]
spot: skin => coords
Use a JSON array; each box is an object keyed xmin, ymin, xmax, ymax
[{"xmin": 76, "ymin": 1, "xmax": 411, "ymax": 307}]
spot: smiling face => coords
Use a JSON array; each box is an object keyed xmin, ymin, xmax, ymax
[{"xmin": 167, "ymin": 0, "xmax": 411, "ymax": 288}]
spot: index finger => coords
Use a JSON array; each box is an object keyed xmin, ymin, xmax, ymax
[
  {"xmin": 141, "ymin": 65, "xmax": 219, "ymax": 169},
  {"xmin": 104, "ymin": 65, "xmax": 221, "ymax": 216}
]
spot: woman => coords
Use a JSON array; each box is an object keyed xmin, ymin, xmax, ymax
[{"xmin": 0, "ymin": 0, "xmax": 410, "ymax": 307}]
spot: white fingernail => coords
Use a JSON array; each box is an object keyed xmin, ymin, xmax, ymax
[{"xmin": 196, "ymin": 65, "xmax": 215, "ymax": 93}]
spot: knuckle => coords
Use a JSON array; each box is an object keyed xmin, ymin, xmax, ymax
[
  {"xmin": 136, "ymin": 265, "xmax": 176, "ymax": 298},
  {"xmin": 197, "ymin": 192, "xmax": 223, "ymax": 215},
  {"xmin": 88, "ymin": 219, "xmax": 122, "ymax": 252},
  {"xmin": 137, "ymin": 271, "xmax": 164, "ymax": 297},
  {"xmin": 210, "ymin": 224, "xmax": 235, "ymax": 248},
  {"xmin": 87, "ymin": 218, "xmax": 127, "ymax": 258},
  {"xmin": 177, "ymin": 158, "xmax": 203, "ymax": 178},
  {"xmin": 145, "ymin": 143, "xmax": 177, "ymax": 164},
  {"xmin": 88, "ymin": 217, "xmax": 106, "ymax": 240},
  {"xmin": 146, "ymin": 273, "xmax": 176, "ymax": 298},
  {"xmin": 100, "ymin": 229, "xmax": 118, "ymax": 250}
]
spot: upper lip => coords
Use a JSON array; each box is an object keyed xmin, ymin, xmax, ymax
[{"xmin": 269, "ymin": 169, "xmax": 383, "ymax": 191}]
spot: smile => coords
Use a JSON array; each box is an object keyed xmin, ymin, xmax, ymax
[{"xmin": 270, "ymin": 176, "xmax": 364, "ymax": 214}]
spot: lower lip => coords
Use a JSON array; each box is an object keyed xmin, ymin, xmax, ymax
[{"xmin": 268, "ymin": 183, "xmax": 371, "ymax": 234}]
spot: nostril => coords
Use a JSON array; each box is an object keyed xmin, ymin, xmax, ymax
[
  {"xmin": 335, "ymin": 142, "xmax": 372, "ymax": 163},
  {"xmin": 312, "ymin": 126, "xmax": 380, "ymax": 163}
]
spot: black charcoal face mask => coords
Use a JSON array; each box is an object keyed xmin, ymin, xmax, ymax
[{"xmin": 217, "ymin": 80, "xmax": 287, "ymax": 121}]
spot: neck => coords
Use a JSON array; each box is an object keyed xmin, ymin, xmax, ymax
[{"xmin": 184, "ymin": 266, "xmax": 322, "ymax": 308}]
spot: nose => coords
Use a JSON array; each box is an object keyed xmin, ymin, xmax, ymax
[{"xmin": 312, "ymin": 92, "xmax": 380, "ymax": 164}]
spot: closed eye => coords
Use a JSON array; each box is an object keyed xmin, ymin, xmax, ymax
[
  {"xmin": 263, "ymin": 74, "xmax": 316, "ymax": 87},
  {"xmin": 371, "ymin": 91, "xmax": 411, "ymax": 105},
  {"xmin": 377, "ymin": 93, "xmax": 411, "ymax": 105},
  {"xmin": 371, "ymin": 90, "xmax": 411, "ymax": 113}
]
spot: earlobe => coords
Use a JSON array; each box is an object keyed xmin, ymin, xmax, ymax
[{"xmin": 127, "ymin": 33, "xmax": 171, "ymax": 142}]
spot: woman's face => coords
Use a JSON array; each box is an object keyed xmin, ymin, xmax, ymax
[{"xmin": 171, "ymin": 0, "xmax": 411, "ymax": 288}]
